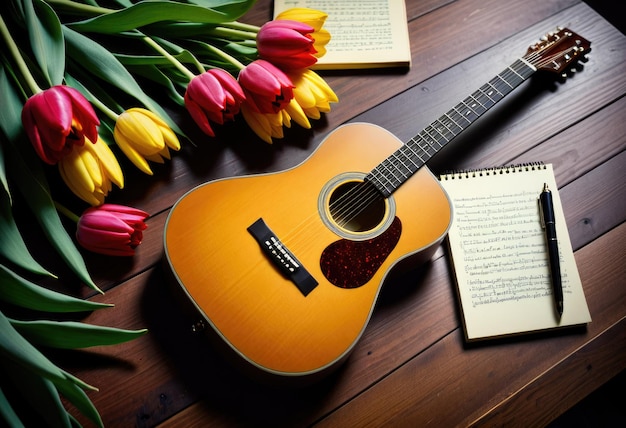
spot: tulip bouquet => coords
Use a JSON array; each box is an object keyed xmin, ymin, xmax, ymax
[{"xmin": 1, "ymin": 0, "xmax": 337, "ymax": 425}]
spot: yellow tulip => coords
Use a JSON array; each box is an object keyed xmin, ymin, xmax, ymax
[
  {"xmin": 286, "ymin": 69, "xmax": 339, "ymax": 128},
  {"xmin": 113, "ymin": 108, "xmax": 180, "ymax": 175},
  {"xmin": 240, "ymin": 102, "xmax": 290, "ymax": 144},
  {"xmin": 275, "ymin": 8, "xmax": 331, "ymax": 58},
  {"xmin": 58, "ymin": 137, "xmax": 124, "ymax": 206}
]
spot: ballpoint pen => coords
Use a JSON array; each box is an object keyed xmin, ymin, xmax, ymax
[{"xmin": 539, "ymin": 183, "xmax": 563, "ymax": 317}]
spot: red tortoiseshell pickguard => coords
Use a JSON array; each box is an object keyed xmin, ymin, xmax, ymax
[{"xmin": 320, "ymin": 217, "xmax": 402, "ymax": 288}]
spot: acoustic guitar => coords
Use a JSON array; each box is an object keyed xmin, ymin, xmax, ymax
[{"xmin": 164, "ymin": 28, "xmax": 590, "ymax": 382}]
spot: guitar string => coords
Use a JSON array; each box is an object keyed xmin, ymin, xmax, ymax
[
  {"xmin": 270, "ymin": 43, "xmax": 575, "ymax": 266},
  {"xmin": 327, "ymin": 41, "xmax": 579, "ymax": 227},
  {"xmin": 275, "ymin": 52, "xmax": 547, "ymax": 255}
]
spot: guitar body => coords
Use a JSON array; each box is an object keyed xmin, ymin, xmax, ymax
[
  {"xmin": 163, "ymin": 28, "xmax": 591, "ymax": 382},
  {"xmin": 164, "ymin": 123, "xmax": 452, "ymax": 382}
]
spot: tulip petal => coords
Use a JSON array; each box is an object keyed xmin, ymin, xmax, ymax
[
  {"xmin": 89, "ymin": 138, "xmax": 124, "ymax": 189},
  {"xmin": 184, "ymin": 98, "xmax": 216, "ymax": 137},
  {"xmin": 114, "ymin": 131, "xmax": 154, "ymax": 175},
  {"xmin": 285, "ymin": 99, "xmax": 311, "ymax": 129}
]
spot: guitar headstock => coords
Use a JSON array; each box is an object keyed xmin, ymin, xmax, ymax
[{"xmin": 524, "ymin": 27, "xmax": 591, "ymax": 76}]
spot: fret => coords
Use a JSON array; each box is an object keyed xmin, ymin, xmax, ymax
[
  {"xmin": 466, "ymin": 94, "xmax": 487, "ymax": 115},
  {"xmin": 379, "ymin": 159, "xmax": 404, "ymax": 187},
  {"xmin": 513, "ymin": 58, "xmax": 536, "ymax": 78},
  {"xmin": 501, "ymin": 67, "xmax": 525, "ymax": 88},
  {"xmin": 366, "ymin": 59, "xmax": 537, "ymax": 197},
  {"xmin": 416, "ymin": 132, "xmax": 439, "ymax": 158},
  {"xmin": 433, "ymin": 118, "xmax": 455, "ymax": 141},
  {"xmin": 440, "ymin": 114, "xmax": 463, "ymax": 135},
  {"xmin": 390, "ymin": 152, "xmax": 412, "ymax": 178},
  {"xmin": 492, "ymin": 75, "xmax": 514, "ymax": 95},
  {"xmin": 474, "ymin": 84, "xmax": 498, "ymax": 109},
  {"xmin": 397, "ymin": 147, "xmax": 421, "ymax": 170},
  {"xmin": 485, "ymin": 81, "xmax": 504, "ymax": 99},
  {"xmin": 422, "ymin": 125, "xmax": 443, "ymax": 151},
  {"xmin": 452, "ymin": 105, "xmax": 474, "ymax": 124},
  {"xmin": 405, "ymin": 137, "xmax": 428, "ymax": 164},
  {"xmin": 459, "ymin": 99, "xmax": 481, "ymax": 122},
  {"xmin": 367, "ymin": 171, "xmax": 392, "ymax": 196}
]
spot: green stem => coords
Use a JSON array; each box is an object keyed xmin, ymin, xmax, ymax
[
  {"xmin": 143, "ymin": 36, "xmax": 197, "ymax": 80},
  {"xmin": 207, "ymin": 26, "xmax": 257, "ymax": 41},
  {"xmin": 222, "ymin": 21, "xmax": 260, "ymax": 34},
  {"xmin": 204, "ymin": 43, "xmax": 246, "ymax": 71},
  {"xmin": 54, "ymin": 201, "xmax": 80, "ymax": 223},
  {"xmin": 46, "ymin": 0, "xmax": 114, "ymax": 16},
  {"xmin": 89, "ymin": 95, "xmax": 120, "ymax": 123},
  {"xmin": 0, "ymin": 14, "xmax": 42, "ymax": 95}
]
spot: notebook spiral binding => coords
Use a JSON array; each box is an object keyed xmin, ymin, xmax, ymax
[{"xmin": 439, "ymin": 162, "xmax": 546, "ymax": 180}]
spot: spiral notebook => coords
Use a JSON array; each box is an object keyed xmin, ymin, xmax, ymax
[{"xmin": 439, "ymin": 164, "xmax": 591, "ymax": 341}]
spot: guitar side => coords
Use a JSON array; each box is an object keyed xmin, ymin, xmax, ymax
[{"xmin": 163, "ymin": 123, "xmax": 452, "ymax": 381}]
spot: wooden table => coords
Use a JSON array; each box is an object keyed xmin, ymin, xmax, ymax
[{"xmin": 55, "ymin": 0, "xmax": 625, "ymax": 426}]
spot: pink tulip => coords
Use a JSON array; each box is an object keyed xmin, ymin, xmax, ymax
[
  {"xmin": 184, "ymin": 69, "xmax": 245, "ymax": 136},
  {"xmin": 238, "ymin": 60, "xmax": 294, "ymax": 114},
  {"xmin": 257, "ymin": 20, "xmax": 318, "ymax": 70},
  {"xmin": 76, "ymin": 204, "xmax": 148, "ymax": 256},
  {"xmin": 21, "ymin": 85, "xmax": 100, "ymax": 164}
]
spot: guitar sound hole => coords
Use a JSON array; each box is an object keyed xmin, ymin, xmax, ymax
[{"xmin": 328, "ymin": 181, "xmax": 386, "ymax": 233}]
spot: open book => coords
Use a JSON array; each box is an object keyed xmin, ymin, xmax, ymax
[
  {"xmin": 439, "ymin": 164, "xmax": 591, "ymax": 341},
  {"xmin": 273, "ymin": 0, "xmax": 411, "ymax": 69}
]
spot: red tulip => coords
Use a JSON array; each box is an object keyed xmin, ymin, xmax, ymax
[
  {"xmin": 184, "ymin": 69, "xmax": 245, "ymax": 136},
  {"xmin": 237, "ymin": 60, "xmax": 294, "ymax": 114},
  {"xmin": 76, "ymin": 204, "xmax": 148, "ymax": 256},
  {"xmin": 257, "ymin": 20, "xmax": 318, "ymax": 70},
  {"xmin": 21, "ymin": 85, "xmax": 100, "ymax": 164}
]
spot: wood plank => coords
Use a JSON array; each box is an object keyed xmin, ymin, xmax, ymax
[
  {"xmin": 357, "ymin": 3, "xmax": 626, "ymax": 176},
  {"xmin": 473, "ymin": 316, "xmax": 626, "ymax": 426},
  {"xmin": 313, "ymin": 221, "xmax": 626, "ymax": 427},
  {"xmin": 156, "ymin": 90, "xmax": 626, "ymax": 427},
  {"xmin": 44, "ymin": 1, "xmax": 626, "ymax": 427},
  {"xmin": 77, "ymin": 1, "xmax": 626, "ymax": 296},
  {"xmin": 98, "ymin": 0, "xmax": 581, "ymax": 219}
]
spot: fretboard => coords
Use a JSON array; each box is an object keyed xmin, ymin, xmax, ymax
[{"xmin": 366, "ymin": 58, "xmax": 537, "ymax": 197}]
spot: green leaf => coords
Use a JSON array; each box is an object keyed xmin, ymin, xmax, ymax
[
  {"xmin": 0, "ymin": 264, "xmax": 111, "ymax": 313},
  {"xmin": 1, "ymin": 358, "xmax": 71, "ymax": 428},
  {"xmin": 4, "ymin": 138, "xmax": 100, "ymax": 292},
  {"xmin": 0, "ymin": 385, "xmax": 25, "ymax": 428},
  {"xmin": 62, "ymin": 26, "xmax": 186, "ymax": 137},
  {"xmin": 0, "ymin": 64, "xmax": 24, "ymax": 204},
  {"xmin": 23, "ymin": 0, "xmax": 65, "ymax": 86},
  {"xmin": 124, "ymin": 64, "xmax": 186, "ymax": 106},
  {"xmin": 54, "ymin": 379, "xmax": 103, "ymax": 428},
  {"xmin": 68, "ymin": 0, "xmax": 255, "ymax": 34},
  {"xmin": 0, "ymin": 65, "xmax": 25, "ymax": 142},
  {"xmin": 187, "ymin": 0, "xmax": 256, "ymax": 20},
  {"xmin": 0, "ymin": 140, "xmax": 7, "ymax": 204},
  {"xmin": 0, "ymin": 311, "xmax": 94, "ymax": 390},
  {"xmin": 0, "ymin": 191, "xmax": 54, "ymax": 277},
  {"xmin": 9, "ymin": 319, "xmax": 147, "ymax": 349}
]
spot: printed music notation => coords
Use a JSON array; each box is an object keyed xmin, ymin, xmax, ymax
[{"xmin": 274, "ymin": 0, "xmax": 411, "ymax": 68}]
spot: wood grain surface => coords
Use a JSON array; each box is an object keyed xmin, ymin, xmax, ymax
[{"xmin": 41, "ymin": 0, "xmax": 625, "ymax": 426}]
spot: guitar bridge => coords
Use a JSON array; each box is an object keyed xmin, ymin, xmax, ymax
[{"xmin": 247, "ymin": 218, "xmax": 318, "ymax": 296}]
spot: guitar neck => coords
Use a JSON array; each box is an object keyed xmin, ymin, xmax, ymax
[{"xmin": 366, "ymin": 58, "xmax": 537, "ymax": 197}]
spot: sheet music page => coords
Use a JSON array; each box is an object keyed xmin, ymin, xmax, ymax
[
  {"xmin": 273, "ymin": 0, "xmax": 411, "ymax": 69},
  {"xmin": 440, "ymin": 164, "xmax": 591, "ymax": 340}
]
